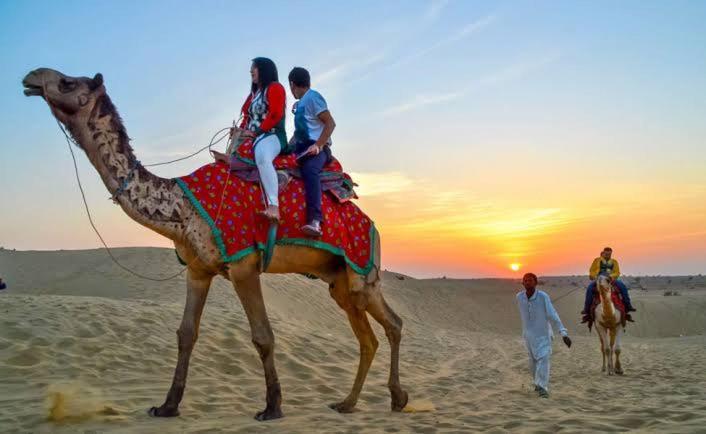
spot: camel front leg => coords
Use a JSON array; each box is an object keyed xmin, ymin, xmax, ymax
[
  {"xmin": 596, "ymin": 325, "xmax": 609, "ymax": 373},
  {"xmin": 150, "ymin": 269, "xmax": 213, "ymax": 417},
  {"xmin": 614, "ymin": 328, "xmax": 624, "ymax": 375},
  {"xmin": 328, "ymin": 277, "xmax": 378, "ymax": 413},
  {"xmin": 607, "ymin": 328, "xmax": 616, "ymax": 375},
  {"xmin": 366, "ymin": 290, "xmax": 408, "ymax": 411},
  {"xmin": 231, "ymin": 273, "xmax": 283, "ymax": 421}
]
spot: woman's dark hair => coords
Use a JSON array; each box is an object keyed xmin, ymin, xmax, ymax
[
  {"xmin": 251, "ymin": 57, "xmax": 279, "ymax": 93},
  {"xmin": 288, "ymin": 67, "xmax": 311, "ymax": 88}
]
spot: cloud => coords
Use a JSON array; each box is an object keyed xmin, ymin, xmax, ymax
[
  {"xmin": 350, "ymin": 171, "xmax": 415, "ymax": 196},
  {"xmin": 425, "ymin": 0, "xmax": 451, "ymax": 22},
  {"xmin": 350, "ymin": 14, "xmax": 496, "ymax": 87},
  {"xmin": 377, "ymin": 52, "xmax": 561, "ymax": 116}
]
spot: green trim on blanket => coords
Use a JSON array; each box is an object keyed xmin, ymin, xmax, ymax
[{"xmin": 176, "ymin": 178, "xmax": 376, "ymax": 275}]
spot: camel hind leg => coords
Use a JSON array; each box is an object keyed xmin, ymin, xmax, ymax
[
  {"xmin": 328, "ymin": 272, "xmax": 378, "ymax": 413},
  {"xmin": 598, "ymin": 332, "xmax": 606, "ymax": 373},
  {"xmin": 364, "ymin": 283, "xmax": 408, "ymax": 411}
]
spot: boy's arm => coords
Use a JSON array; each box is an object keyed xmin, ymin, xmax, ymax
[
  {"xmin": 611, "ymin": 259, "xmax": 621, "ymax": 280},
  {"xmin": 314, "ymin": 110, "xmax": 336, "ymax": 149}
]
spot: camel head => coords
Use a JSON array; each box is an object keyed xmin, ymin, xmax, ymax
[
  {"xmin": 597, "ymin": 275, "xmax": 612, "ymax": 298},
  {"xmin": 23, "ymin": 68, "xmax": 105, "ymax": 128}
]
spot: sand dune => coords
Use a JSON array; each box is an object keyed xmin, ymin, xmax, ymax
[{"xmin": 1, "ymin": 247, "xmax": 705, "ymax": 433}]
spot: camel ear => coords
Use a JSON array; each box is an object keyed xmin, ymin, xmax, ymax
[{"xmin": 90, "ymin": 73, "xmax": 103, "ymax": 90}]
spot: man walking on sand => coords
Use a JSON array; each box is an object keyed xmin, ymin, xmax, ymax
[{"xmin": 516, "ymin": 273, "xmax": 572, "ymax": 398}]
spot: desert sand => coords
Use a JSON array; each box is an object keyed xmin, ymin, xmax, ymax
[{"xmin": 1, "ymin": 247, "xmax": 705, "ymax": 433}]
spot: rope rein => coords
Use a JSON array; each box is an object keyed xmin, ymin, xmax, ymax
[{"xmin": 550, "ymin": 285, "xmax": 582, "ymax": 303}]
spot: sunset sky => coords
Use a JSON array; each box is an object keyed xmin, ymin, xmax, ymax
[{"xmin": 1, "ymin": 0, "xmax": 705, "ymax": 277}]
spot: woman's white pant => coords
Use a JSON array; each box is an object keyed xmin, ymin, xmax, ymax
[{"xmin": 253, "ymin": 134, "xmax": 281, "ymax": 207}]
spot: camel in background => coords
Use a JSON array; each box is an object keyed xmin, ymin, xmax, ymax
[{"xmin": 594, "ymin": 275, "xmax": 625, "ymax": 375}]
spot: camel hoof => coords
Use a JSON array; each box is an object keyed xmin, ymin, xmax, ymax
[
  {"xmin": 148, "ymin": 405, "xmax": 180, "ymax": 417},
  {"xmin": 615, "ymin": 369, "xmax": 624, "ymax": 375},
  {"xmin": 254, "ymin": 407, "xmax": 283, "ymax": 421},
  {"xmin": 391, "ymin": 390, "xmax": 409, "ymax": 412},
  {"xmin": 329, "ymin": 401, "xmax": 357, "ymax": 413}
]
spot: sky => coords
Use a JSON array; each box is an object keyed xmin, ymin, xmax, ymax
[{"xmin": 1, "ymin": 0, "xmax": 705, "ymax": 278}]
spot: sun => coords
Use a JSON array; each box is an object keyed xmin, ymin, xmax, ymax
[{"xmin": 510, "ymin": 263, "xmax": 521, "ymax": 272}]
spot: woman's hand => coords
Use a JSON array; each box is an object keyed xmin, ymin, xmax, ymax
[
  {"xmin": 240, "ymin": 128, "xmax": 255, "ymax": 138},
  {"xmin": 211, "ymin": 150, "xmax": 230, "ymax": 164},
  {"xmin": 230, "ymin": 127, "xmax": 255, "ymax": 139}
]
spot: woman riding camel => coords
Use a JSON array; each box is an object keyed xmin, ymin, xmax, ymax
[{"xmin": 215, "ymin": 57, "xmax": 288, "ymax": 221}]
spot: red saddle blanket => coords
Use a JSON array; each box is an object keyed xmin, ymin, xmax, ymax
[
  {"xmin": 590, "ymin": 285, "xmax": 626, "ymax": 317},
  {"xmin": 176, "ymin": 162, "xmax": 376, "ymax": 274}
]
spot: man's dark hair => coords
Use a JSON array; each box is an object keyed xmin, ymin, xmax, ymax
[
  {"xmin": 251, "ymin": 57, "xmax": 279, "ymax": 93},
  {"xmin": 523, "ymin": 273, "xmax": 538, "ymax": 282},
  {"xmin": 288, "ymin": 67, "xmax": 311, "ymax": 88},
  {"xmin": 603, "ymin": 247, "xmax": 613, "ymax": 252}
]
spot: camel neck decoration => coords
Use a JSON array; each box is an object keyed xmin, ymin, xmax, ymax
[{"xmin": 23, "ymin": 68, "xmax": 408, "ymax": 421}]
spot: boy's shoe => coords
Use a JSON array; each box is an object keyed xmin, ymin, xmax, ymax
[
  {"xmin": 537, "ymin": 387, "xmax": 549, "ymax": 398},
  {"xmin": 301, "ymin": 220, "xmax": 323, "ymax": 237}
]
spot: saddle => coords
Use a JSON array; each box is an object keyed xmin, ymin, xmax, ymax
[
  {"xmin": 587, "ymin": 283, "xmax": 627, "ymax": 331},
  {"xmin": 228, "ymin": 136, "xmax": 357, "ymax": 202}
]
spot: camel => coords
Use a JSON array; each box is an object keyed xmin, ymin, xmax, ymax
[
  {"xmin": 594, "ymin": 275, "xmax": 624, "ymax": 375},
  {"xmin": 22, "ymin": 68, "xmax": 408, "ymax": 420}
]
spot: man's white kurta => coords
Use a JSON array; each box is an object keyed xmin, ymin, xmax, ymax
[
  {"xmin": 516, "ymin": 289, "xmax": 568, "ymax": 390},
  {"xmin": 516, "ymin": 290, "xmax": 568, "ymax": 357}
]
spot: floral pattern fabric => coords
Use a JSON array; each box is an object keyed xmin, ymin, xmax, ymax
[{"xmin": 176, "ymin": 162, "xmax": 375, "ymax": 274}]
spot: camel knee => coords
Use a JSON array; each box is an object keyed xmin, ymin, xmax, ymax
[
  {"xmin": 176, "ymin": 326, "xmax": 197, "ymax": 351},
  {"xmin": 361, "ymin": 335, "xmax": 379, "ymax": 357},
  {"xmin": 385, "ymin": 315, "xmax": 402, "ymax": 344},
  {"xmin": 251, "ymin": 329, "xmax": 275, "ymax": 358}
]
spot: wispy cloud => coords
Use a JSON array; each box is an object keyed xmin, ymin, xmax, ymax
[
  {"xmin": 350, "ymin": 171, "xmax": 415, "ymax": 196},
  {"xmin": 317, "ymin": 53, "xmax": 386, "ymax": 87},
  {"xmin": 378, "ymin": 52, "xmax": 561, "ymax": 117},
  {"xmin": 388, "ymin": 14, "xmax": 496, "ymax": 70},
  {"xmin": 349, "ymin": 14, "xmax": 496, "ymax": 87},
  {"xmin": 425, "ymin": 0, "xmax": 451, "ymax": 22}
]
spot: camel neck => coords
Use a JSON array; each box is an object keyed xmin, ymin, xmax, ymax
[{"xmin": 71, "ymin": 95, "xmax": 186, "ymax": 241}]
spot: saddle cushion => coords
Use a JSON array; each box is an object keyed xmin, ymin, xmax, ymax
[
  {"xmin": 229, "ymin": 137, "xmax": 357, "ymax": 202},
  {"xmin": 175, "ymin": 162, "xmax": 376, "ymax": 274}
]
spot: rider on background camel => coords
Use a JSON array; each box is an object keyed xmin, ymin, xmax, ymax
[{"xmin": 581, "ymin": 247, "xmax": 635, "ymax": 323}]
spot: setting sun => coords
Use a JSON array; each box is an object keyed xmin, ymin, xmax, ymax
[{"xmin": 510, "ymin": 263, "xmax": 521, "ymax": 272}]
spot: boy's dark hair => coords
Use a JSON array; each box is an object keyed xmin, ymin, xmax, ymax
[
  {"xmin": 288, "ymin": 67, "xmax": 311, "ymax": 88},
  {"xmin": 523, "ymin": 273, "xmax": 538, "ymax": 282},
  {"xmin": 251, "ymin": 57, "xmax": 279, "ymax": 93},
  {"xmin": 603, "ymin": 247, "xmax": 612, "ymax": 252}
]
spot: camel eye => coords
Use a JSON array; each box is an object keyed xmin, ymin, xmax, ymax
[{"xmin": 58, "ymin": 78, "xmax": 77, "ymax": 93}]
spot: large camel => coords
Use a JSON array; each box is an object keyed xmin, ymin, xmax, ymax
[
  {"xmin": 594, "ymin": 275, "xmax": 624, "ymax": 375},
  {"xmin": 22, "ymin": 68, "xmax": 408, "ymax": 420}
]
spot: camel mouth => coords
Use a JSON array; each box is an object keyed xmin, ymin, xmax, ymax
[
  {"xmin": 22, "ymin": 72, "xmax": 45, "ymax": 97},
  {"xmin": 23, "ymin": 83, "xmax": 44, "ymax": 97}
]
